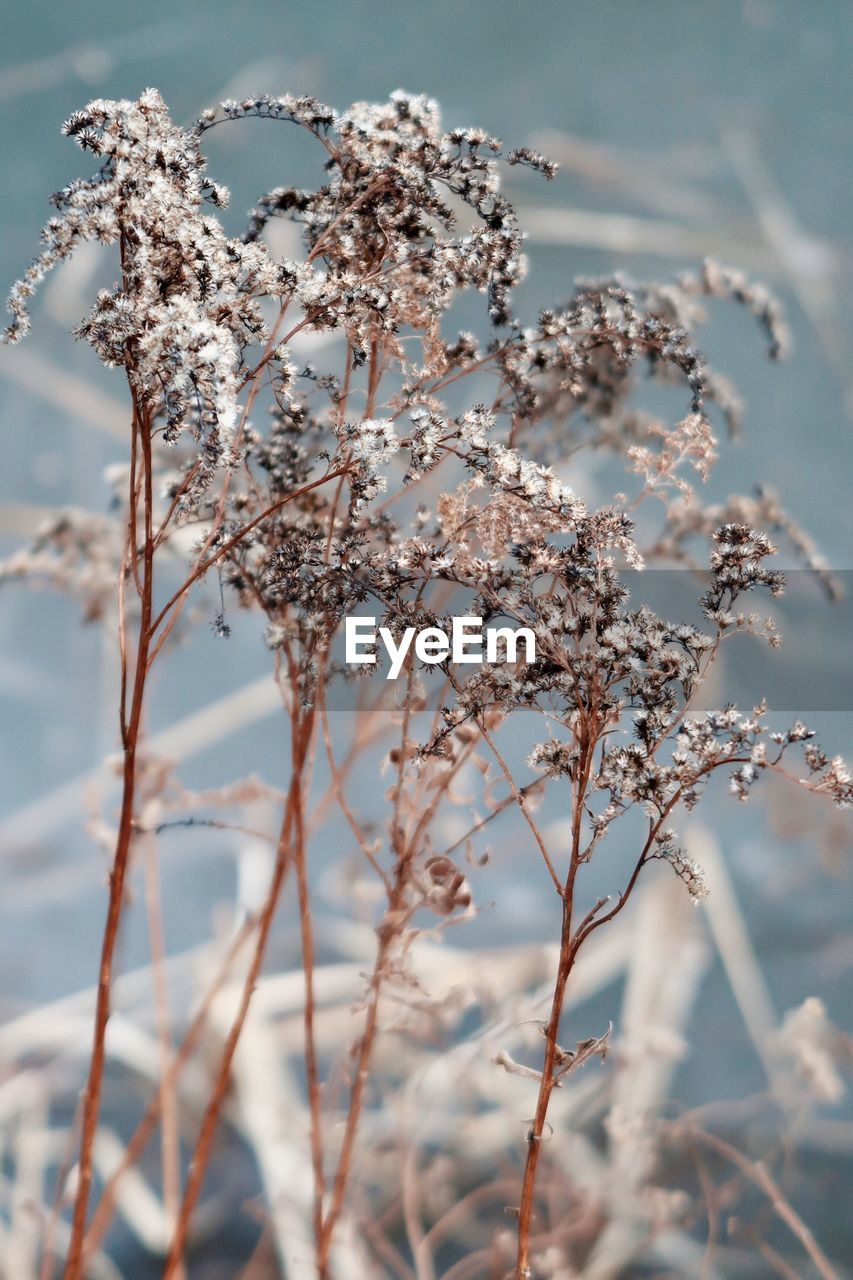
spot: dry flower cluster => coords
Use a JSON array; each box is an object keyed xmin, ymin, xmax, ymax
[{"xmin": 2, "ymin": 87, "xmax": 849, "ymax": 1280}]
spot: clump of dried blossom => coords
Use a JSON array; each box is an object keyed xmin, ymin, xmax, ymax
[
  {"xmin": 774, "ymin": 996, "xmax": 847, "ymax": 1106},
  {"xmin": 6, "ymin": 91, "xmax": 274, "ymax": 494},
  {"xmin": 3, "ymin": 86, "xmax": 849, "ymax": 1280}
]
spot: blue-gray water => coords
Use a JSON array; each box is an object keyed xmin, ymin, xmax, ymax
[{"xmin": 1, "ymin": 1, "xmax": 851, "ymax": 1274}]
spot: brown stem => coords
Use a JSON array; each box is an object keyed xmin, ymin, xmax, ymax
[
  {"xmin": 161, "ymin": 784, "xmax": 298, "ymax": 1276},
  {"xmin": 513, "ymin": 747, "xmax": 734, "ymax": 1275},
  {"xmin": 81, "ymin": 917, "xmax": 256, "ymax": 1261},
  {"xmin": 515, "ymin": 727, "xmax": 601, "ymax": 1277},
  {"xmin": 676, "ymin": 1126, "xmax": 839, "ymax": 1280},
  {"xmin": 141, "ymin": 830, "xmax": 183, "ymax": 1280},
  {"xmin": 64, "ymin": 402, "xmax": 155, "ymax": 1280},
  {"xmin": 147, "ymin": 463, "xmax": 351, "ymax": 643},
  {"xmin": 514, "ymin": 891, "xmax": 575, "ymax": 1279},
  {"xmin": 461, "ymin": 697, "xmax": 562, "ymax": 897},
  {"xmin": 289, "ymin": 707, "xmax": 327, "ymax": 1266},
  {"xmin": 315, "ymin": 656, "xmax": 421, "ymax": 1271},
  {"xmin": 39, "ymin": 1095, "xmax": 85, "ymax": 1280},
  {"xmin": 315, "ymin": 856, "xmax": 412, "ymax": 1273}
]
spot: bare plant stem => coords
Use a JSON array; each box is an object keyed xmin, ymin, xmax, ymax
[
  {"xmin": 514, "ymin": 849, "xmax": 648, "ymax": 1274},
  {"xmin": 39, "ymin": 1095, "xmax": 85, "ymax": 1280},
  {"xmin": 81, "ymin": 917, "xmax": 257, "ymax": 1261},
  {"xmin": 514, "ymin": 892, "xmax": 575, "ymax": 1279},
  {"xmin": 315, "ymin": 851, "xmax": 412, "ymax": 1275},
  {"xmin": 512, "ymin": 749, "xmax": 740, "ymax": 1275},
  {"xmin": 314, "ymin": 655, "xmax": 486, "ymax": 1271},
  {"xmin": 674, "ymin": 1126, "xmax": 839, "ymax": 1280},
  {"xmin": 147, "ymin": 463, "xmax": 351, "ymax": 642},
  {"xmin": 161, "ymin": 779, "xmax": 299, "ymax": 1276},
  {"xmin": 64, "ymin": 399, "xmax": 154, "ymax": 1280},
  {"xmin": 515, "ymin": 722, "xmax": 602, "ymax": 1277},
  {"xmin": 141, "ymin": 830, "xmax": 183, "ymax": 1280},
  {"xmin": 290, "ymin": 705, "xmax": 327, "ymax": 1265}
]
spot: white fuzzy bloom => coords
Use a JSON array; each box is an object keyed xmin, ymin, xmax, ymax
[
  {"xmin": 352, "ymin": 419, "xmax": 399, "ymax": 464},
  {"xmin": 775, "ymin": 998, "xmax": 845, "ymax": 1105},
  {"xmin": 3, "ymin": 89, "xmax": 289, "ymax": 484}
]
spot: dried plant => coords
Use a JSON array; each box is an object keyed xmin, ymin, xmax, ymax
[{"xmin": 2, "ymin": 87, "xmax": 849, "ymax": 1280}]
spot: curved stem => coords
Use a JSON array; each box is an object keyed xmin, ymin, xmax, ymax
[
  {"xmin": 81, "ymin": 919, "xmax": 256, "ymax": 1262},
  {"xmin": 65, "ymin": 401, "xmax": 155, "ymax": 1279},
  {"xmin": 514, "ymin": 892, "xmax": 574, "ymax": 1278},
  {"xmin": 290, "ymin": 708, "xmax": 326, "ymax": 1265},
  {"xmin": 161, "ymin": 769, "xmax": 300, "ymax": 1276},
  {"xmin": 147, "ymin": 463, "xmax": 351, "ymax": 644}
]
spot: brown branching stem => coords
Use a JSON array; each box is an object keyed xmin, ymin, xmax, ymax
[
  {"xmin": 672, "ymin": 1125, "xmax": 839, "ymax": 1280},
  {"xmin": 146, "ymin": 463, "xmax": 352, "ymax": 646},
  {"xmin": 512, "ymin": 748, "xmax": 765, "ymax": 1276},
  {"xmin": 514, "ymin": 890, "xmax": 576, "ymax": 1279},
  {"xmin": 81, "ymin": 917, "xmax": 257, "ymax": 1261},
  {"xmin": 291, "ymin": 706, "xmax": 327, "ymax": 1263},
  {"xmin": 161, "ymin": 769, "xmax": 300, "ymax": 1276},
  {"xmin": 64, "ymin": 398, "xmax": 154, "ymax": 1280}
]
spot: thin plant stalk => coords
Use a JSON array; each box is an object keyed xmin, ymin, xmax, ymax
[
  {"xmin": 161, "ymin": 778, "xmax": 300, "ymax": 1276},
  {"xmin": 141, "ymin": 831, "xmax": 183, "ymax": 1280},
  {"xmin": 81, "ymin": 918, "xmax": 257, "ymax": 1263},
  {"xmin": 65, "ymin": 395, "xmax": 155, "ymax": 1279}
]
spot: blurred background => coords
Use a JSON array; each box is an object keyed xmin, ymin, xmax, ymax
[{"xmin": 0, "ymin": 2, "xmax": 852, "ymax": 1276}]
